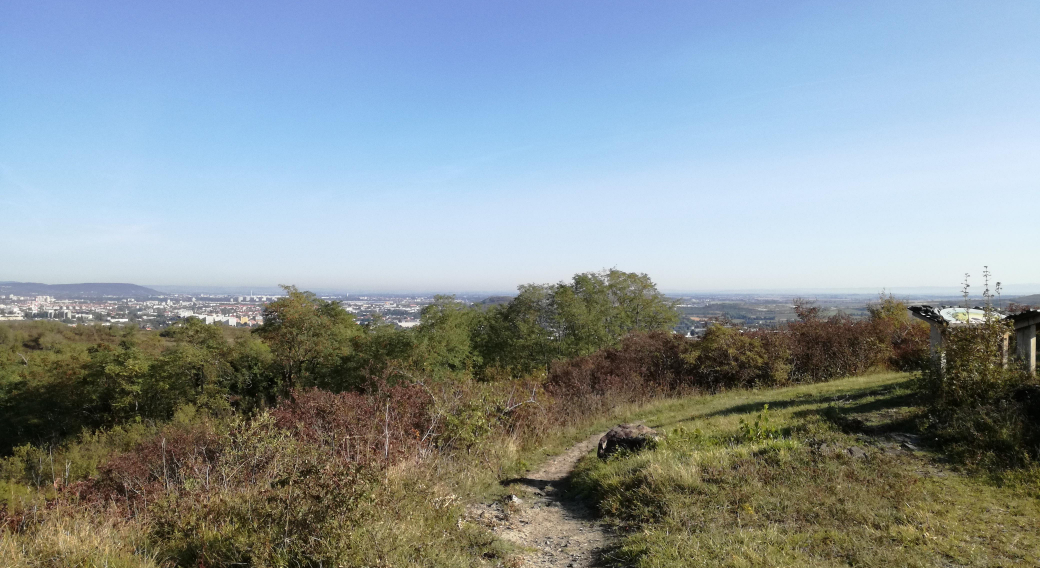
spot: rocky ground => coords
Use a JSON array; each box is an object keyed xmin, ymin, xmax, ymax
[{"xmin": 468, "ymin": 432, "xmax": 611, "ymax": 568}]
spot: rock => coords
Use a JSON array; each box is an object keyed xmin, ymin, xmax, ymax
[
  {"xmin": 846, "ymin": 446, "xmax": 867, "ymax": 459},
  {"xmin": 598, "ymin": 424, "xmax": 660, "ymax": 459},
  {"xmin": 506, "ymin": 494, "xmax": 523, "ymax": 505},
  {"xmin": 816, "ymin": 442, "xmax": 839, "ymax": 457}
]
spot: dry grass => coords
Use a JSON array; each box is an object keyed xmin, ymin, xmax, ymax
[{"xmin": 0, "ymin": 507, "xmax": 157, "ymax": 568}]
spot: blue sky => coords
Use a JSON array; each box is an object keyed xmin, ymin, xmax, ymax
[{"xmin": 2, "ymin": 1, "xmax": 1038, "ymax": 293}]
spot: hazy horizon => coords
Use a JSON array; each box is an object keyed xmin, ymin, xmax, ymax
[
  {"xmin": 3, "ymin": 2, "xmax": 1038, "ymax": 291},
  {"xmin": 6, "ymin": 279, "xmax": 1036, "ymax": 299}
]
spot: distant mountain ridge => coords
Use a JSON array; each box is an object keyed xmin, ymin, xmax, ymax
[
  {"xmin": 0, "ymin": 282, "xmax": 162, "ymax": 298},
  {"xmin": 1012, "ymin": 294, "xmax": 1040, "ymax": 307}
]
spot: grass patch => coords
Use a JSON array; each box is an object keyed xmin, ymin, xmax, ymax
[{"xmin": 571, "ymin": 373, "xmax": 1040, "ymax": 567}]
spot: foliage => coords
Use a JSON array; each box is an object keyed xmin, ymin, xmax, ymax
[
  {"xmin": 0, "ymin": 272, "xmax": 969, "ymax": 568},
  {"xmin": 688, "ymin": 326, "xmax": 788, "ymax": 389},
  {"xmin": 867, "ymin": 293, "xmax": 930, "ymax": 370},
  {"xmin": 787, "ymin": 299, "xmax": 895, "ymax": 381},
  {"xmin": 477, "ymin": 270, "xmax": 680, "ymax": 377},
  {"xmin": 917, "ymin": 313, "xmax": 1036, "ymax": 466},
  {"xmin": 336, "ymin": 317, "xmax": 419, "ymax": 391},
  {"xmin": 415, "ymin": 295, "xmax": 482, "ymax": 379},
  {"xmin": 254, "ymin": 285, "xmax": 360, "ymax": 393},
  {"xmin": 914, "ymin": 270, "xmax": 1040, "ymax": 467},
  {"xmin": 737, "ymin": 404, "xmax": 781, "ymax": 442}
]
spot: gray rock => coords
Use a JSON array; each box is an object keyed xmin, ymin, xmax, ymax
[
  {"xmin": 816, "ymin": 442, "xmax": 839, "ymax": 457},
  {"xmin": 847, "ymin": 446, "xmax": 867, "ymax": 459},
  {"xmin": 598, "ymin": 424, "xmax": 660, "ymax": 459}
]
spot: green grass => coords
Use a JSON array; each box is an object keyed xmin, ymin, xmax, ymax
[{"xmin": 570, "ymin": 373, "xmax": 1040, "ymax": 567}]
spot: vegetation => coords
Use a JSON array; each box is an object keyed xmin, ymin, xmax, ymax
[
  {"xmin": 917, "ymin": 273, "xmax": 1040, "ymax": 467},
  {"xmin": 572, "ymin": 374, "xmax": 1040, "ymax": 567},
  {"xmin": 561, "ymin": 275, "xmax": 1040, "ymax": 567},
  {"xmin": 4, "ymin": 270, "xmax": 998, "ymax": 568}
]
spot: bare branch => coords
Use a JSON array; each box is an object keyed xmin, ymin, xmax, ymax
[{"xmin": 503, "ymin": 385, "xmax": 541, "ymax": 414}]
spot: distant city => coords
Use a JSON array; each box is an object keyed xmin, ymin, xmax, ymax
[
  {"xmin": 3, "ymin": 280, "xmax": 1023, "ymax": 337},
  {"xmin": 0, "ymin": 290, "xmax": 438, "ymax": 331}
]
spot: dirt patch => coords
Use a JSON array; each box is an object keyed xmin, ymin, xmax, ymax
[{"xmin": 469, "ymin": 432, "xmax": 611, "ymax": 567}]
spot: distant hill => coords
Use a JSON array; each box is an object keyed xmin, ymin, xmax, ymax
[
  {"xmin": 0, "ymin": 282, "xmax": 162, "ymax": 298},
  {"xmin": 479, "ymin": 295, "xmax": 514, "ymax": 306},
  {"xmin": 1011, "ymin": 294, "xmax": 1040, "ymax": 308}
]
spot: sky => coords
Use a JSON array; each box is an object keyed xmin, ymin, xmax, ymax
[{"xmin": 1, "ymin": 1, "xmax": 1038, "ymax": 293}]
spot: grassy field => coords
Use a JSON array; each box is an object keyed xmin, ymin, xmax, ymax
[{"xmin": 569, "ymin": 373, "xmax": 1040, "ymax": 567}]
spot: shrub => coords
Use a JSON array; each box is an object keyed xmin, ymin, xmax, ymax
[
  {"xmin": 688, "ymin": 326, "xmax": 788, "ymax": 389},
  {"xmin": 545, "ymin": 331, "xmax": 694, "ymax": 418},
  {"xmin": 271, "ymin": 384, "xmax": 433, "ymax": 466},
  {"xmin": 147, "ymin": 422, "xmax": 375, "ymax": 567},
  {"xmin": 867, "ymin": 294, "xmax": 930, "ymax": 371},
  {"xmin": 917, "ymin": 316, "xmax": 1038, "ymax": 466},
  {"xmin": 788, "ymin": 301, "xmax": 891, "ymax": 382}
]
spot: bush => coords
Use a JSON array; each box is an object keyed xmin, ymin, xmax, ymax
[
  {"xmin": 917, "ymin": 317, "xmax": 1039, "ymax": 466},
  {"xmin": 788, "ymin": 301, "xmax": 893, "ymax": 382},
  {"xmin": 689, "ymin": 327, "xmax": 790, "ymax": 389},
  {"xmin": 545, "ymin": 331, "xmax": 694, "ymax": 418},
  {"xmin": 271, "ymin": 384, "xmax": 433, "ymax": 466},
  {"xmin": 147, "ymin": 422, "xmax": 375, "ymax": 567},
  {"xmin": 74, "ymin": 392, "xmax": 504, "ymax": 567}
]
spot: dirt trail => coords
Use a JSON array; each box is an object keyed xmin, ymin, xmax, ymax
[{"xmin": 469, "ymin": 432, "xmax": 611, "ymax": 567}]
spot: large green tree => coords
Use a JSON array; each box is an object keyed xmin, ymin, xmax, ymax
[
  {"xmin": 414, "ymin": 295, "xmax": 481, "ymax": 379},
  {"xmin": 253, "ymin": 286, "xmax": 359, "ymax": 393},
  {"xmin": 477, "ymin": 270, "xmax": 679, "ymax": 377}
]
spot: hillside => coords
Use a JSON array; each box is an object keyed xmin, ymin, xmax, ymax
[
  {"xmin": 0, "ymin": 281, "xmax": 161, "ymax": 298},
  {"xmin": 567, "ymin": 374, "xmax": 1040, "ymax": 567},
  {"xmin": 1012, "ymin": 294, "xmax": 1040, "ymax": 307}
]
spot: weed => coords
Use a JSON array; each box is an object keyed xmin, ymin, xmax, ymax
[{"xmin": 737, "ymin": 404, "xmax": 782, "ymax": 442}]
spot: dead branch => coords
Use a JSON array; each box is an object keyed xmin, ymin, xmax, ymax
[{"xmin": 503, "ymin": 385, "xmax": 541, "ymax": 414}]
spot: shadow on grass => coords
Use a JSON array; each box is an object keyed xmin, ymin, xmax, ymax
[
  {"xmin": 649, "ymin": 380, "xmax": 915, "ymax": 430},
  {"xmin": 793, "ymin": 384, "xmax": 924, "ymax": 435}
]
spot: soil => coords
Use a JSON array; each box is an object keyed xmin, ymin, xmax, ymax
[{"xmin": 468, "ymin": 432, "xmax": 612, "ymax": 567}]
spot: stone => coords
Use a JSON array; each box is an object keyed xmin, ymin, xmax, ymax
[
  {"xmin": 598, "ymin": 423, "xmax": 660, "ymax": 459},
  {"xmin": 846, "ymin": 446, "xmax": 867, "ymax": 459},
  {"xmin": 816, "ymin": 442, "xmax": 839, "ymax": 457}
]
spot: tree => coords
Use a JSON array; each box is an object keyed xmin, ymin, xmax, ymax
[
  {"xmin": 253, "ymin": 286, "xmax": 359, "ymax": 394},
  {"xmin": 474, "ymin": 284, "xmax": 557, "ymax": 377},
  {"xmin": 336, "ymin": 315, "xmax": 418, "ymax": 391},
  {"xmin": 82, "ymin": 337, "xmax": 150, "ymax": 425},
  {"xmin": 867, "ymin": 292, "xmax": 929, "ymax": 370},
  {"xmin": 414, "ymin": 295, "xmax": 480, "ymax": 379},
  {"xmin": 475, "ymin": 270, "xmax": 680, "ymax": 377}
]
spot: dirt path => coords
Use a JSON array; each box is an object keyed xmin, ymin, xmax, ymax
[{"xmin": 469, "ymin": 432, "xmax": 611, "ymax": 567}]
